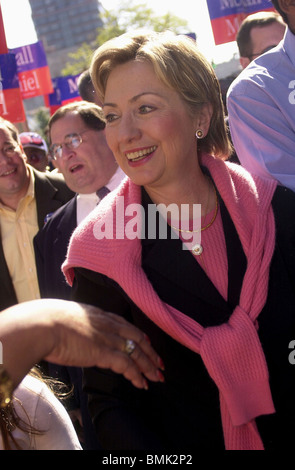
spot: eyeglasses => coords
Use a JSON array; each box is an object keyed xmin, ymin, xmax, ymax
[
  {"xmin": 248, "ymin": 44, "xmax": 277, "ymax": 60},
  {"xmin": 50, "ymin": 129, "xmax": 92, "ymax": 160}
]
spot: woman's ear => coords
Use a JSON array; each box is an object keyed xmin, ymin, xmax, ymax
[{"xmin": 195, "ymin": 103, "xmax": 213, "ymax": 137}]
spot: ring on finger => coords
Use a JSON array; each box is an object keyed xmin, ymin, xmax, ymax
[{"xmin": 124, "ymin": 339, "xmax": 136, "ymax": 356}]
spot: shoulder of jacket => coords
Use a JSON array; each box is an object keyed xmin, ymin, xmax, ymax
[
  {"xmin": 34, "ymin": 169, "xmax": 74, "ymax": 197},
  {"xmin": 272, "ymin": 185, "xmax": 295, "ymax": 225}
]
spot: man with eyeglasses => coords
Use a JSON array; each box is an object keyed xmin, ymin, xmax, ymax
[
  {"xmin": 33, "ymin": 100, "xmax": 125, "ymax": 450},
  {"xmin": 0, "ymin": 117, "xmax": 74, "ymax": 312},
  {"xmin": 34, "ymin": 100, "xmax": 124, "ymax": 299},
  {"xmin": 19, "ymin": 131, "xmax": 51, "ymax": 173},
  {"xmin": 227, "ymin": 0, "xmax": 295, "ymax": 191}
]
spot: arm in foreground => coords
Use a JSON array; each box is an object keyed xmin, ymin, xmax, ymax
[{"xmin": 0, "ymin": 299, "xmax": 163, "ymax": 392}]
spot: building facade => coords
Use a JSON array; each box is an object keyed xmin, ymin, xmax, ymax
[{"xmin": 28, "ymin": 0, "xmax": 103, "ymax": 77}]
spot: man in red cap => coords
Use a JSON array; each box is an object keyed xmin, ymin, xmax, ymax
[{"xmin": 19, "ymin": 131, "xmax": 51, "ymax": 172}]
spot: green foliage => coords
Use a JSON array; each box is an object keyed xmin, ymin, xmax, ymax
[
  {"xmin": 61, "ymin": 2, "xmax": 190, "ymax": 76},
  {"xmin": 97, "ymin": 2, "xmax": 189, "ymax": 44},
  {"xmin": 32, "ymin": 107, "xmax": 50, "ymax": 141},
  {"xmin": 61, "ymin": 42, "xmax": 96, "ymax": 76},
  {"xmin": 152, "ymin": 12, "xmax": 188, "ymax": 33}
]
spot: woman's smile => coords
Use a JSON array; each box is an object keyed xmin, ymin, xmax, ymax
[
  {"xmin": 103, "ymin": 60, "xmax": 199, "ymax": 190},
  {"xmin": 125, "ymin": 145, "xmax": 157, "ymax": 164}
]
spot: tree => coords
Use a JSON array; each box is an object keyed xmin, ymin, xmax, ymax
[
  {"xmin": 61, "ymin": 1, "xmax": 190, "ymax": 76},
  {"xmin": 31, "ymin": 107, "xmax": 50, "ymax": 141},
  {"xmin": 61, "ymin": 42, "xmax": 97, "ymax": 77},
  {"xmin": 97, "ymin": 2, "xmax": 189, "ymax": 44}
]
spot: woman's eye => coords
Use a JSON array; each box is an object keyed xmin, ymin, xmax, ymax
[
  {"xmin": 139, "ymin": 105, "xmax": 154, "ymax": 114},
  {"xmin": 105, "ymin": 113, "xmax": 118, "ymax": 123}
]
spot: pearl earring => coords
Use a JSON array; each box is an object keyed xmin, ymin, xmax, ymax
[{"xmin": 196, "ymin": 129, "xmax": 203, "ymax": 139}]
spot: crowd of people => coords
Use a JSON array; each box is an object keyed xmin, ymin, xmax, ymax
[{"xmin": 0, "ymin": 0, "xmax": 295, "ymax": 452}]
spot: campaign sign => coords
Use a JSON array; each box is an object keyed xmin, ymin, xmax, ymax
[
  {"xmin": 206, "ymin": 0, "xmax": 275, "ymax": 45},
  {"xmin": 0, "ymin": 53, "xmax": 25, "ymax": 123},
  {"xmin": 0, "ymin": 7, "xmax": 8, "ymax": 54},
  {"xmin": 44, "ymin": 77, "xmax": 62, "ymax": 115},
  {"xmin": 58, "ymin": 73, "xmax": 82, "ymax": 105},
  {"xmin": 45, "ymin": 74, "xmax": 82, "ymax": 114},
  {"xmin": 10, "ymin": 41, "xmax": 53, "ymax": 99}
]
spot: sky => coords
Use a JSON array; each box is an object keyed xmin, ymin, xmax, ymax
[{"xmin": 0, "ymin": 0, "xmax": 239, "ymax": 64}]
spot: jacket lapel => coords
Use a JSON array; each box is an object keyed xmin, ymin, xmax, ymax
[
  {"xmin": 220, "ymin": 197, "xmax": 247, "ymax": 309},
  {"xmin": 56, "ymin": 197, "xmax": 77, "ymax": 237},
  {"xmin": 141, "ymin": 191, "xmax": 247, "ymax": 327},
  {"xmin": 0, "ymin": 243, "xmax": 18, "ymax": 309},
  {"xmin": 34, "ymin": 170, "xmax": 72, "ymax": 229}
]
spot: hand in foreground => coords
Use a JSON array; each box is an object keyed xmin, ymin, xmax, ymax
[
  {"xmin": 0, "ymin": 299, "xmax": 164, "ymax": 391},
  {"xmin": 45, "ymin": 300, "xmax": 164, "ymax": 389}
]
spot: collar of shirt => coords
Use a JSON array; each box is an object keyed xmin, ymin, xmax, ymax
[
  {"xmin": 105, "ymin": 165, "xmax": 126, "ymax": 192},
  {"xmin": 76, "ymin": 192, "xmax": 101, "ymax": 226},
  {"xmin": 76, "ymin": 166, "xmax": 126, "ymax": 225}
]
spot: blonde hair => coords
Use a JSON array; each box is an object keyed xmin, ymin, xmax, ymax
[{"xmin": 90, "ymin": 30, "xmax": 231, "ymax": 158}]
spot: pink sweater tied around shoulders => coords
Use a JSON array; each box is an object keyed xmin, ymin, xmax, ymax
[{"xmin": 63, "ymin": 153, "xmax": 277, "ymax": 450}]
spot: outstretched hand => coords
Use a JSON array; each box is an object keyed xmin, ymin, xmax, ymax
[
  {"xmin": 0, "ymin": 299, "xmax": 164, "ymax": 391},
  {"xmin": 46, "ymin": 301, "xmax": 164, "ymax": 389}
]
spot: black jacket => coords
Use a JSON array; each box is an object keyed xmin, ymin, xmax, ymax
[
  {"xmin": 34, "ymin": 196, "xmax": 77, "ymax": 300},
  {"xmin": 33, "ymin": 194, "xmax": 101, "ymax": 450},
  {"xmin": 71, "ymin": 186, "xmax": 295, "ymax": 451},
  {"xmin": 0, "ymin": 168, "xmax": 74, "ymax": 311}
]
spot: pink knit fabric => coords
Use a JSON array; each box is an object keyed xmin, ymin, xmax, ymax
[
  {"xmin": 180, "ymin": 210, "xmax": 228, "ymax": 300},
  {"xmin": 63, "ymin": 153, "xmax": 277, "ymax": 450}
]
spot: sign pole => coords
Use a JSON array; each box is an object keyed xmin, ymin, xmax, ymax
[{"xmin": 0, "ymin": 5, "xmax": 8, "ymax": 54}]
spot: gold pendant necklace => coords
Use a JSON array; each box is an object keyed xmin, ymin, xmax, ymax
[{"xmin": 170, "ymin": 186, "xmax": 218, "ymax": 256}]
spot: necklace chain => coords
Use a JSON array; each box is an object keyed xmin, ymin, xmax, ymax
[{"xmin": 170, "ymin": 187, "xmax": 218, "ymax": 234}]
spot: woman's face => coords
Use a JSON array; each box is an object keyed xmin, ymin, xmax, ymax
[{"xmin": 103, "ymin": 60, "xmax": 202, "ymax": 192}]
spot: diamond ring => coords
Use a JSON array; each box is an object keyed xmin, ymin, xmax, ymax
[{"xmin": 124, "ymin": 339, "xmax": 136, "ymax": 356}]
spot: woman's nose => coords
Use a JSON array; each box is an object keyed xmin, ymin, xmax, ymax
[{"xmin": 117, "ymin": 114, "xmax": 141, "ymax": 144}]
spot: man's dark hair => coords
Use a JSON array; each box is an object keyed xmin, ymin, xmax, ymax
[
  {"xmin": 77, "ymin": 70, "xmax": 96, "ymax": 102},
  {"xmin": 48, "ymin": 101, "xmax": 106, "ymax": 144},
  {"xmin": 237, "ymin": 11, "xmax": 285, "ymax": 57}
]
